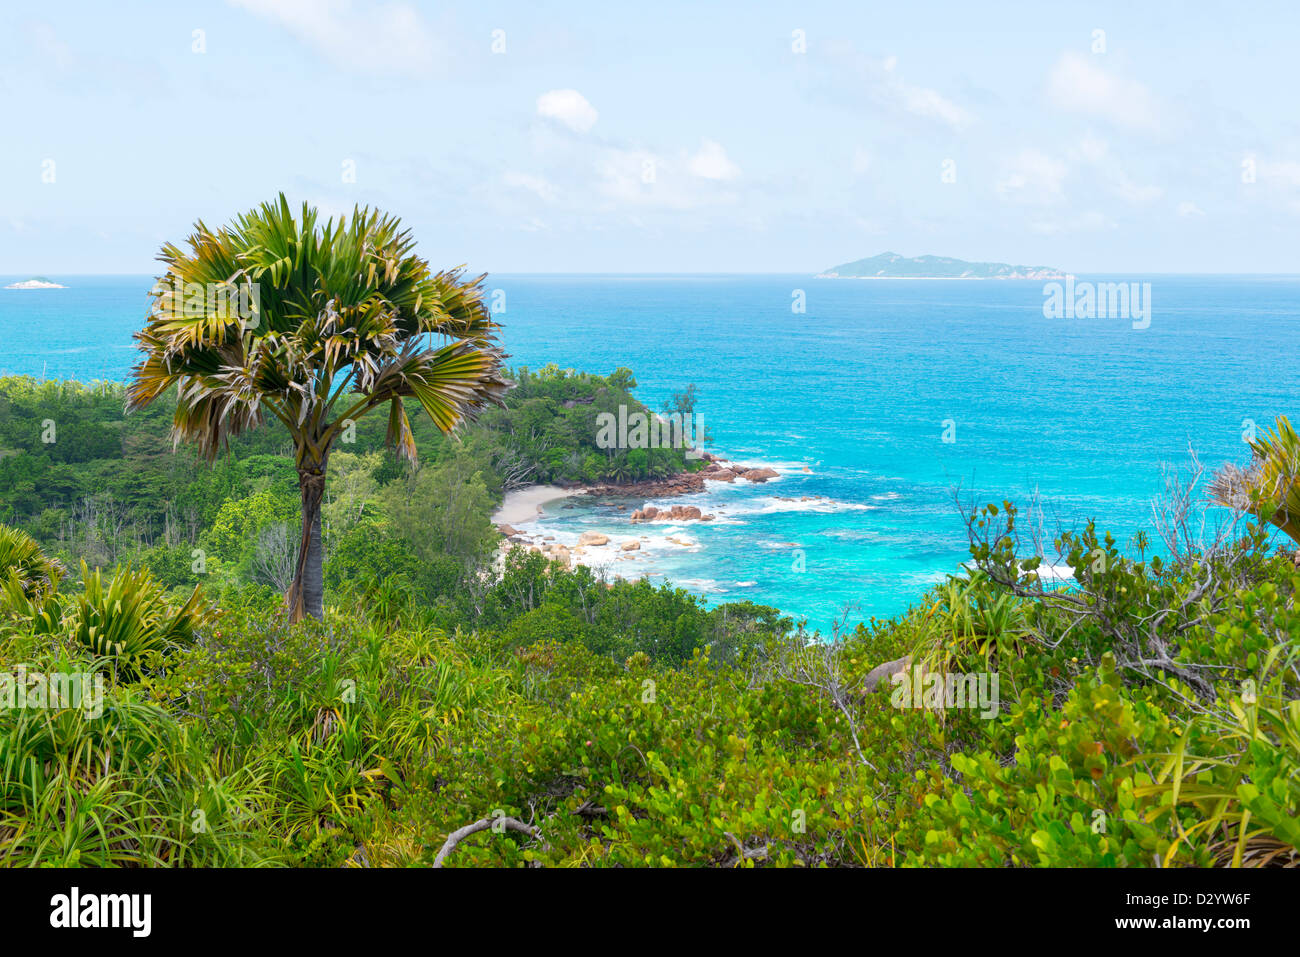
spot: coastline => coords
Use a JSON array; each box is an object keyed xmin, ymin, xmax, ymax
[
  {"xmin": 495, "ymin": 454, "xmax": 786, "ymax": 530},
  {"xmin": 492, "ymin": 485, "xmax": 578, "ymax": 525},
  {"xmin": 493, "ymin": 455, "xmax": 797, "ymax": 581}
]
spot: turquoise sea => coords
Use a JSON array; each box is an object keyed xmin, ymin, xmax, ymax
[{"xmin": 2, "ymin": 273, "xmax": 1297, "ymax": 629}]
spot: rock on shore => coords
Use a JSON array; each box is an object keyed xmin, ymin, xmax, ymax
[
  {"xmin": 629, "ymin": 504, "xmax": 715, "ymax": 523},
  {"xmin": 578, "ymin": 456, "xmax": 782, "ymax": 499}
]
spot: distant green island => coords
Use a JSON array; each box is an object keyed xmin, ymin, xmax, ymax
[
  {"xmin": 817, "ymin": 252, "xmax": 1065, "ymax": 280},
  {"xmin": 4, "ymin": 277, "xmax": 66, "ymax": 289}
]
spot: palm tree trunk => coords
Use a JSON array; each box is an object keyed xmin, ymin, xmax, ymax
[{"xmin": 287, "ymin": 451, "xmax": 328, "ymax": 622}]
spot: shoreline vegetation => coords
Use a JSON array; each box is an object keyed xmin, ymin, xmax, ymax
[{"xmin": 0, "ymin": 200, "xmax": 1296, "ymax": 870}]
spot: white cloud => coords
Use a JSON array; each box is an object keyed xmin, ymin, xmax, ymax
[
  {"xmin": 1259, "ymin": 159, "xmax": 1300, "ymax": 187},
  {"xmin": 228, "ymin": 0, "xmax": 438, "ymax": 76},
  {"xmin": 1112, "ymin": 174, "xmax": 1163, "ymax": 205},
  {"xmin": 1078, "ymin": 132, "xmax": 1109, "ymax": 164},
  {"xmin": 875, "ymin": 54, "xmax": 973, "ymax": 129},
  {"xmin": 1250, "ymin": 159, "xmax": 1300, "ymax": 217},
  {"xmin": 997, "ymin": 150, "xmax": 1068, "ymax": 204},
  {"xmin": 27, "ymin": 23, "xmax": 74, "ymax": 70},
  {"xmin": 688, "ymin": 140, "xmax": 741, "ymax": 181},
  {"xmin": 851, "ymin": 147, "xmax": 873, "ymax": 175},
  {"xmin": 1177, "ymin": 201, "xmax": 1205, "ymax": 217},
  {"xmin": 1029, "ymin": 210, "xmax": 1116, "ymax": 235},
  {"xmin": 503, "ymin": 171, "xmax": 558, "ymax": 203},
  {"xmin": 592, "ymin": 145, "xmax": 741, "ymax": 211},
  {"xmin": 595, "ymin": 147, "xmax": 662, "ymax": 204},
  {"xmin": 536, "ymin": 89, "xmax": 598, "ymax": 133},
  {"xmin": 500, "ymin": 125, "xmax": 742, "ymax": 218},
  {"xmin": 816, "ymin": 46, "xmax": 975, "ymax": 131},
  {"xmin": 1047, "ymin": 52, "xmax": 1160, "ymax": 132},
  {"xmin": 1068, "ymin": 134, "xmax": 1163, "ymax": 205},
  {"xmin": 894, "ymin": 82, "xmax": 974, "ymax": 130}
]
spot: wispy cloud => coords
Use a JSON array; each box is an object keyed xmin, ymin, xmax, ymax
[
  {"xmin": 537, "ymin": 89, "xmax": 599, "ymax": 133},
  {"xmin": 688, "ymin": 140, "xmax": 741, "ymax": 181},
  {"xmin": 996, "ymin": 149, "xmax": 1068, "ymax": 204},
  {"xmin": 503, "ymin": 170, "xmax": 559, "ymax": 204},
  {"xmin": 807, "ymin": 44, "xmax": 976, "ymax": 131},
  {"xmin": 881, "ymin": 57, "xmax": 975, "ymax": 130},
  {"xmin": 1047, "ymin": 52, "xmax": 1161, "ymax": 132},
  {"xmin": 1072, "ymin": 134, "xmax": 1163, "ymax": 205},
  {"xmin": 227, "ymin": 0, "xmax": 439, "ymax": 77},
  {"xmin": 1029, "ymin": 210, "xmax": 1116, "ymax": 235}
]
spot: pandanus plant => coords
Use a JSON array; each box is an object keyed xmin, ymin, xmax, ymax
[
  {"xmin": 127, "ymin": 195, "xmax": 510, "ymax": 621},
  {"xmin": 1209, "ymin": 415, "xmax": 1300, "ymax": 547},
  {"xmin": 0, "ymin": 525, "xmax": 64, "ymax": 602}
]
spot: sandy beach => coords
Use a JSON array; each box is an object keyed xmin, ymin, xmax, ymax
[{"xmin": 492, "ymin": 485, "xmax": 578, "ymax": 526}]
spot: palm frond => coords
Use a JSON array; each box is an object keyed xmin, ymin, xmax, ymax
[
  {"xmin": 127, "ymin": 193, "xmax": 510, "ymax": 462},
  {"xmin": 1210, "ymin": 415, "xmax": 1300, "ymax": 545}
]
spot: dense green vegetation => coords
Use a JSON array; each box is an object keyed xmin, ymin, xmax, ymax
[
  {"xmin": 129, "ymin": 196, "xmax": 512, "ymax": 621},
  {"xmin": 0, "ymin": 372, "xmax": 1297, "ymax": 867},
  {"xmin": 0, "ymin": 366, "xmax": 699, "ymax": 597}
]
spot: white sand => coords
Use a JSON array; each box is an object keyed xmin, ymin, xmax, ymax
[{"xmin": 492, "ymin": 485, "xmax": 578, "ymax": 526}]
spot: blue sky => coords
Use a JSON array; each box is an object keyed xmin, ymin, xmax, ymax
[{"xmin": 2, "ymin": 0, "xmax": 1298, "ymax": 274}]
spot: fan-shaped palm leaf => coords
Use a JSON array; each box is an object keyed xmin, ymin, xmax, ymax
[
  {"xmin": 1210, "ymin": 415, "xmax": 1300, "ymax": 546},
  {"xmin": 127, "ymin": 195, "xmax": 510, "ymax": 620}
]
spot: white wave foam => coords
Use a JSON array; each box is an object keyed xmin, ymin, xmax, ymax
[{"xmin": 718, "ymin": 496, "xmax": 875, "ymax": 517}]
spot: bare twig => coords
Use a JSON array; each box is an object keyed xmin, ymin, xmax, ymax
[{"xmin": 432, "ymin": 816, "xmax": 541, "ymax": 868}]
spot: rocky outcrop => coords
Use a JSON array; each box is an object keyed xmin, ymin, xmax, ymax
[
  {"xmin": 578, "ymin": 532, "xmax": 609, "ymax": 546},
  {"xmin": 863, "ymin": 655, "xmax": 911, "ymax": 693},
  {"xmin": 497, "ymin": 524, "xmax": 519, "ymax": 537},
  {"xmin": 579, "ymin": 456, "xmax": 780, "ymax": 499},
  {"xmin": 621, "ymin": 540, "xmax": 640, "ymax": 551},
  {"xmin": 582, "ymin": 472, "xmax": 708, "ymax": 498},
  {"xmin": 701, "ymin": 462, "xmax": 780, "ymax": 483},
  {"xmin": 629, "ymin": 504, "xmax": 715, "ymax": 523}
]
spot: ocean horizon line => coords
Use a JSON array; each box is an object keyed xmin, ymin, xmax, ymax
[{"xmin": 5, "ymin": 270, "xmax": 1300, "ymax": 280}]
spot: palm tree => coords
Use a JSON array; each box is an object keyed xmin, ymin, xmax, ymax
[
  {"xmin": 127, "ymin": 196, "xmax": 510, "ymax": 621},
  {"xmin": 604, "ymin": 457, "xmax": 633, "ymax": 484},
  {"xmin": 1209, "ymin": 414, "xmax": 1300, "ymax": 547}
]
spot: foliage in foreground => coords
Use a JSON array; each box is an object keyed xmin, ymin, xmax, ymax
[
  {"xmin": 1, "ymin": 508, "xmax": 1296, "ymax": 868},
  {"xmin": 0, "ymin": 371, "xmax": 1295, "ymax": 866}
]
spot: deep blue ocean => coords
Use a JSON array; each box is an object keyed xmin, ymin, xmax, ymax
[{"xmin": 3, "ymin": 273, "xmax": 1297, "ymax": 630}]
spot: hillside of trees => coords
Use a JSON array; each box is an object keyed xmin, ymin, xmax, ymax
[{"xmin": 1, "ymin": 371, "xmax": 1297, "ymax": 867}]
